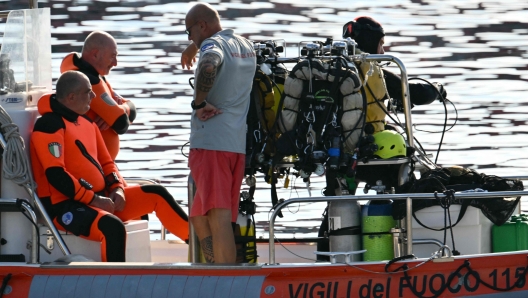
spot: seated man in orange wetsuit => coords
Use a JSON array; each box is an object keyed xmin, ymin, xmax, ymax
[
  {"xmin": 60, "ymin": 31, "xmax": 134, "ymax": 161},
  {"xmin": 30, "ymin": 71, "xmax": 188, "ymax": 262}
]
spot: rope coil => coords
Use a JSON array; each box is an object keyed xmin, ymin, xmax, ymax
[{"xmin": 0, "ymin": 106, "xmax": 37, "ymax": 190}]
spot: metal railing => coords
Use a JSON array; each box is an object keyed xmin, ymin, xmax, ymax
[
  {"xmin": 268, "ymin": 190, "xmax": 528, "ymax": 264},
  {"xmin": 188, "ymin": 175, "xmax": 201, "ymax": 263},
  {"xmin": 0, "ymin": 198, "xmax": 38, "ymax": 263}
]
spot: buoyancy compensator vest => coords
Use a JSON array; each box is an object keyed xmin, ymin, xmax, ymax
[
  {"xmin": 275, "ymin": 56, "xmax": 364, "ymax": 174},
  {"xmin": 246, "ymin": 67, "xmax": 278, "ymax": 174}
]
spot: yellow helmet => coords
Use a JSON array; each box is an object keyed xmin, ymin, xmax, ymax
[{"xmin": 373, "ymin": 130, "xmax": 406, "ymax": 159}]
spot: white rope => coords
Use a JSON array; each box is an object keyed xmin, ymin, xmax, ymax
[{"xmin": 0, "ymin": 105, "xmax": 36, "ymax": 190}]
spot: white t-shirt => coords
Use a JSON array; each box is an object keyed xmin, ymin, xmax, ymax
[{"xmin": 190, "ymin": 29, "xmax": 256, "ymax": 154}]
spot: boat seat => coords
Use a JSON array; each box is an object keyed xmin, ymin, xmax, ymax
[{"xmin": 38, "ymin": 219, "xmax": 151, "ymax": 262}]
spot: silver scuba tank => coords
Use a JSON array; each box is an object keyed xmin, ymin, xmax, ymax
[{"xmin": 328, "ymin": 200, "xmax": 362, "ymax": 262}]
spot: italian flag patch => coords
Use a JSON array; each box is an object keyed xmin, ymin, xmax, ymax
[{"xmin": 48, "ymin": 142, "xmax": 62, "ymax": 158}]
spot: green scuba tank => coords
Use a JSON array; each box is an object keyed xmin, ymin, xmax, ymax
[{"xmin": 362, "ymin": 201, "xmax": 396, "ymax": 261}]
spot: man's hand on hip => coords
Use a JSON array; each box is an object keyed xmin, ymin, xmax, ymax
[{"xmin": 196, "ymin": 103, "xmax": 222, "ymax": 121}]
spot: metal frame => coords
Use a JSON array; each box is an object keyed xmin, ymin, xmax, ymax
[
  {"xmin": 0, "ymin": 198, "xmax": 38, "ymax": 263},
  {"xmin": 188, "ymin": 175, "xmax": 201, "ymax": 263},
  {"xmin": 187, "ymin": 53, "xmax": 425, "ymax": 263},
  {"xmin": 268, "ymin": 190, "xmax": 528, "ymax": 264}
]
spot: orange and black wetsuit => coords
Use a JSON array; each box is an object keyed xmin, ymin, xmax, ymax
[
  {"xmin": 60, "ymin": 52, "xmax": 136, "ymax": 160},
  {"xmin": 30, "ymin": 94, "xmax": 188, "ymax": 262}
]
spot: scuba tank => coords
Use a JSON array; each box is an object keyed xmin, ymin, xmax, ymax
[
  {"xmin": 235, "ymin": 191, "xmax": 257, "ymax": 263},
  {"xmin": 270, "ymin": 62, "xmax": 287, "ymax": 114},
  {"xmin": 328, "ymin": 200, "xmax": 362, "ymax": 262},
  {"xmin": 362, "ymin": 201, "xmax": 396, "ymax": 261}
]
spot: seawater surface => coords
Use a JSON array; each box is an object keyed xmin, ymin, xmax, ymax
[{"xmin": 1, "ymin": 0, "xmax": 527, "ymax": 240}]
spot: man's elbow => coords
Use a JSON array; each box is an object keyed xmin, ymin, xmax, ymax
[
  {"xmin": 45, "ymin": 167, "xmax": 75, "ymax": 197},
  {"xmin": 123, "ymin": 101, "xmax": 137, "ymax": 122},
  {"xmin": 111, "ymin": 114, "xmax": 130, "ymax": 134}
]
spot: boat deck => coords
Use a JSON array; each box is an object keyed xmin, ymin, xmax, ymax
[{"xmin": 150, "ymin": 240, "xmax": 318, "ymax": 264}]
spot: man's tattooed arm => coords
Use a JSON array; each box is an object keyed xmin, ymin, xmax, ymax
[
  {"xmin": 196, "ymin": 52, "xmax": 221, "ymax": 94},
  {"xmin": 193, "ymin": 52, "xmax": 222, "ymax": 120}
]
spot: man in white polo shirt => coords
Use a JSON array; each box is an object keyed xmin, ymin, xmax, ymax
[{"xmin": 181, "ymin": 3, "xmax": 256, "ymax": 264}]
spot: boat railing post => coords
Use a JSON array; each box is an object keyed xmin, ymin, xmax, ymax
[
  {"xmin": 29, "ymin": 0, "xmax": 38, "ymax": 9},
  {"xmin": 357, "ymin": 54, "xmax": 415, "ymax": 256},
  {"xmin": 405, "ymin": 196, "xmax": 413, "ymax": 255},
  {"xmin": 23, "ymin": 184, "xmax": 71, "ymax": 256},
  {"xmin": 19, "ymin": 199, "xmax": 38, "ymax": 263},
  {"xmin": 357, "ymin": 54, "xmax": 413, "ymax": 147},
  {"xmin": 269, "ymin": 206, "xmax": 279, "ymax": 264},
  {"xmin": 188, "ymin": 175, "xmax": 201, "ymax": 262},
  {"xmin": 161, "ymin": 223, "xmax": 167, "ymax": 240},
  {"xmin": 390, "ymin": 227, "xmax": 401, "ymax": 258},
  {"xmin": 393, "ymin": 57, "xmax": 412, "ymax": 148}
]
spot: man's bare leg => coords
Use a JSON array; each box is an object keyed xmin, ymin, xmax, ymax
[
  {"xmin": 190, "ymin": 215, "xmax": 215, "ymax": 263},
  {"xmin": 208, "ymin": 208, "xmax": 236, "ymax": 263},
  {"xmin": 190, "ymin": 208, "xmax": 235, "ymax": 263}
]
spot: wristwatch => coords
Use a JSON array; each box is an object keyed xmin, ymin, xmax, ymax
[
  {"xmin": 105, "ymin": 172, "xmax": 120, "ymax": 187},
  {"xmin": 191, "ymin": 100, "xmax": 207, "ymax": 110}
]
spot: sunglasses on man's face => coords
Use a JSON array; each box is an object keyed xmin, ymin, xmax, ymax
[{"xmin": 185, "ymin": 21, "xmax": 201, "ymax": 36}]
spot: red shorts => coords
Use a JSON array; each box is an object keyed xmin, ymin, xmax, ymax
[{"xmin": 189, "ymin": 148, "xmax": 245, "ymax": 222}]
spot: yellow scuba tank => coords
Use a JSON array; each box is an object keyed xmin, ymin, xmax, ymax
[
  {"xmin": 253, "ymin": 69, "xmax": 277, "ymax": 133},
  {"xmin": 355, "ymin": 49, "xmax": 388, "ymax": 133},
  {"xmin": 235, "ymin": 191, "xmax": 257, "ymax": 263},
  {"xmin": 270, "ymin": 64, "xmax": 287, "ymax": 115},
  {"xmin": 235, "ymin": 212, "xmax": 257, "ymax": 263}
]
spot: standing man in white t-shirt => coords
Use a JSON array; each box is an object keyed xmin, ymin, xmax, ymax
[{"xmin": 181, "ymin": 3, "xmax": 256, "ymax": 264}]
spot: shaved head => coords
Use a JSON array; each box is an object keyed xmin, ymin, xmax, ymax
[
  {"xmin": 80, "ymin": 31, "xmax": 118, "ymax": 76},
  {"xmin": 56, "ymin": 71, "xmax": 89, "ymax": 102},
  {"xmin": 185, "ymin": 3, "xmax": 222, "ymax": 46},
  {"xmin": 56, "ymin": 71, "xmax": 94, "ymax": 115},
  {"xmin": 186, "ymin": 3, "xmax": 220, "ymax": 26},
  {"xmin": 81, "ymin": 31, "xmax": 116, "ymax": 55}
]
